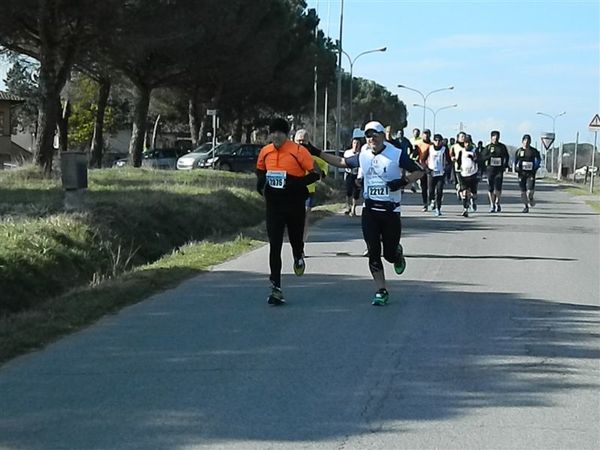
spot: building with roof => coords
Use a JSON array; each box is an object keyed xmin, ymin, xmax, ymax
[{"xmin": 0, "ymin": 91, "xmax": 32, "ymax": 167}]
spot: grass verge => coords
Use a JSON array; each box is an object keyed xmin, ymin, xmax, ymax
[
  {"xmin": 564, "ymin": 185, "xmax": 600, "ymax": 213},
  {"xmin": 0, "ymin": 164, "xmax": 343, "ymax": 364}
]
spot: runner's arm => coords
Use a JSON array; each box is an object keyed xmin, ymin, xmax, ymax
[
  {"xmin": 534, "ymin": 149, "xmax": 542, "ymax": 170},
  {"xmin": 256, "ymin": 169, "xmax": 266, "ymax": 195},
  {"xmin": 387, "ymin": 151, "xmax": 425, "ymax": 191},
  {"xmin": 316, "ymin": 149, "xmax": 357, "ymax": 169}
]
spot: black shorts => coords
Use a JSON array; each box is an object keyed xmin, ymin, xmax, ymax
[
  {"xmin": 519, "ymin": 172, "xmax": 536, "ymax": 192},
  {"xmin": 459, "ymin": 174, "xmax": 478, "ymax": 193},
  {"xmin": 362, "ymin": 207, "xmax": 401, "ymax": 265},
  {"xmin": 486, "ymin": 169, "xmax": 504, "ymax": 193},
  {"xmin": 345, "ymin": 173, "xmax": 361, "ymax": 199}
]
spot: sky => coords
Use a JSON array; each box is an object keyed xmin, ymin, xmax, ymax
[
  {"xmin": 307, "ymin": 0, "xmax": 600, "ymax": 148},
  {"xmin": 1, "ymin": 1, "xmax": 598, "ymax": 148}
]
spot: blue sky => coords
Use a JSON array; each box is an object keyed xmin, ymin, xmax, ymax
[
  {"xmin": 1, "ymin": 1, "xmax": 598, "ymax": 148},
  {"xmin": 308, "ymin": 0, "xmax": 600, "ymax": 147}
]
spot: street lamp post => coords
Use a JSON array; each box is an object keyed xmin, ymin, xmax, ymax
[
  {"xmin": 398, "ymin": 85, "xmax": 454, "ymax": 131},
  {"xmin": 342, "ymin": 46, "xmax": 387, "ymax": 129},
  {"xmin": 334, "ymin": 0, "xmax": 344, "ymax": 180},
  {"xmin": 537, "ymin": 111, "xmax": 566, "ymax": 175},
  {"xmin": 413, "ymin": 103, "xmax": 458, "ymax": 135}
]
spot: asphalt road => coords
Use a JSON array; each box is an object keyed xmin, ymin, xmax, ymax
[{"xmin": 1, "ymin": 176, "xmax": 599, "ymax": 450}]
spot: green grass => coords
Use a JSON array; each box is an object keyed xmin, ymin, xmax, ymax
[
  {"xmin": 564, "ymin": 184, "xmax": 600, "ymax": 213},
  {"xmin": 0, "ymin": 166, "xmax": 342, "ymax": 363}
]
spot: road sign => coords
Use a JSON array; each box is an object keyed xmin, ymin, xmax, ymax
[
  {"xmin": 540, "ymin": 132, "xmax": 555, "ymax": 151},
  {"xmin": 589, "ymin": 114, "xmax": 600, "ymax": 131},
  {"xmin": 206, "ymin": 109, "xmax": 218, "ymax": 116}
]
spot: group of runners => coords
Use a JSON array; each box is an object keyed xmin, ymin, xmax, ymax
[{"xmin": 255, "ymin": 117, "xmax": 542, "ymax": 306}]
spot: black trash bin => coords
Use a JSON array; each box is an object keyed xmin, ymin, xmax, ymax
[
  {"xmin": 60, "ymin": 152, "xmax": 88, "ymax": 190},
  {"xmin": 561, "ymin": 167, "xmax": 569, "ymax": 178}
]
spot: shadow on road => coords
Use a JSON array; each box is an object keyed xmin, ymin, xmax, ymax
[{"xmin": 1, "ymin": 270, "xmax": 597, "ymax": 449}]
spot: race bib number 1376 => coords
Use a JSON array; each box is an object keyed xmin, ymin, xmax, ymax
[{"xmin": 266, "ymin": 171, "xmax": 286, "ymax": 189}]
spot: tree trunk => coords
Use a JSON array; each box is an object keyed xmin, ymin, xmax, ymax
[
  {"xmin": 151, "ymin": 114, "xmax": 161, "ymax": 148},
  {"xmin": 128, "ymin": 83, "xmax": 151, "ymax": 167},
  {"xmin": 56, "ymin": 99, "xmax": 70, "ymax": 152},
  {"xmin": 188, "ymin": 91, "xmax": 199, "ymax": 147},
  {"xmin": 233, "ymin": 115, "xmax": 244, "ymax": 143},
  {"xmin": 34, "ymin": 65, "xmax": 62, "ymax": 175},
  {"xmin": 198, "ymin": 103, "xmax": 209, "ymax": 143},
  {"xmin": 90, "ymin": 78, "xmax": 110, "ymax": 168},
  {"xmin": 34, "ymin": 0, "xmax": 79, "ymax": 175},
  {"xmin": 245, "ymin": 124, "xmax": 253, "ymax": 144}
]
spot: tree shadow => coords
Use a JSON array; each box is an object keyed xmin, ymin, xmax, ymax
[{"xmin": 0, "ymin": 270, "xmax": 597, "ymax": 449}]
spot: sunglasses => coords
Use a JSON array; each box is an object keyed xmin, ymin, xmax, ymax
[{"xmin": 365, "ymin": 130, "xmax": 380, "ymax": 138}]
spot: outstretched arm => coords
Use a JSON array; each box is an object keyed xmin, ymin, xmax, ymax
[{"xmin": 304, "ymin": 145, "xmax": 360, "ymax": 170}]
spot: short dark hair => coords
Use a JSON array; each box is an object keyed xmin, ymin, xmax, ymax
[
  {"xmin": 491, "ymin": 130, "xmax": 500, "ymax": 137},
  {"xmin": 269, "ymin": 117, "xmax": 290, "ymax": 135}
]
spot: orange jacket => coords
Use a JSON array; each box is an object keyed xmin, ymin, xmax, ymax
[{"xmin": 256, "ymin": 140, "xmax": 315, "ymax": 176}]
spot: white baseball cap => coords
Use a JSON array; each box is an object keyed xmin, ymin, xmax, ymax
[{"xmin": 364, "ymin": 121, "xmax": 385, "ymax": 134}]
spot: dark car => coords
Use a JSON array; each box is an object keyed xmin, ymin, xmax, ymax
[{"xmin": 206, "ymin": 143, "xmax": 263, "ymax": 172}]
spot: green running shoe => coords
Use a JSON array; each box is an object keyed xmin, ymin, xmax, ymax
[
  {"xmin": 394, "ymin": 244, "xmax": 406, "ymax": 275},
  {"xmin": 267, "ymin": 286, "xmax": 285, "ymax": 306},
  {"xmin": 293, "ymin": 256, "xmax": 305, "ymax": 276},
  {"xmin": 372, "ymin": 288, "xmax": 389, "ymax": 306}
]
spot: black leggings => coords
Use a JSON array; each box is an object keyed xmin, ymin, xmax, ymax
[
  {"xmin": 419, "ymin": 173, "xmax": 428, "ymax": 206},
  {"xmin": 427, "ymin": 174, "xmax": 445, "ymax": 209},
  {"xmin": 266, "ymin": 198, "xmax": 305, "ymax": 287},
  {"xmin": 362, "ymin": 207, "xmax": 401, "ymax": 274}
]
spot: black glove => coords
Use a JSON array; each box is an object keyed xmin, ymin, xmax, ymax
[
  {"xmin": 303, "ymin": 171, "xmax": 320, "ymax": 185},
  {"xmin": 387, "ymin": 177, "xmax": 409, "ymax": 192},
  {"xmin": 305, "ymin": 143, "xmax": 322, "ymax": 157},
  {"xmin": 256, "ymin": 170, "xmax": 266, "ymax": 196}
]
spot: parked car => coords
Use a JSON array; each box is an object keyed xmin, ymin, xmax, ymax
[
  {"xmin": 113, "ymin": 148, "xmax": 185, "ymax": 169},
  {"xmin": 176, "ymin": 143, "xmax": 214, "ymax": 170},
  {"xmin": 204, "ymin": 143, "xmax": 262, "ymax": 172},
  {"xmin": 574, "ymin": 165, "xmax": 598, "ymax": 179}
]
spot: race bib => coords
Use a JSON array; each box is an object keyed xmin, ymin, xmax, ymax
[
  {"xmin": 433, "ymin": 170, "xmax": 444, "ymax": 177},
  {"xmin": 521, "ymin": 161, "xmax": 533, "ymax": 171},
  {"xmin": 266, "ymin": 170, "xmax": 286, "ymax": 189},
  {"xmin": 366, "ymin": 177, "xmax": 389, "ymax": 200},
  {"xmin": 490, "ymin": 157, "xmax": 502, "ymax": 167}
]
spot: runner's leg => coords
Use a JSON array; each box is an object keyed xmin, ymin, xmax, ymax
[
  {"xmin": 266, "ymin": 201, "xmax": 286, "ymax": 288},
  {"xmin": 285, "ymin": 199, "xmax": 306, "ymax": 262},
  {"xmin": 362, "ymin": 208, "xmax": 386, "ymax": 291}
]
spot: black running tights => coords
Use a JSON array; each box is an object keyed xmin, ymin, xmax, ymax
[{"xmin": 266, "ymin": 199, "xmax": 305, "ymax": 288}]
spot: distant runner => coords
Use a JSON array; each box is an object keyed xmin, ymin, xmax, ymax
[
  {"xmin": 455, "ymin": 133, "xmax": 479, "ymax": 217},
  {"xmin": 414, "ymin": 129, "xmax": 433, "ymax": 211},
  {"xmin": 294, "ymin": 129, "xmax": 328, "ymax": 241},
  {"xmin": 481, "ymin": 130, "xmax": 509, "ymax": 212},
  {"xmin": 515, "ymin": 134, "xmax": 542, "ymax": 213},
  {"xmin": 425, "ymin": 133, "xmax": 450, "ymax": 216},
  {"xmin": 343, "ymin": 132, "xmax": 364, "ymax": 216}
]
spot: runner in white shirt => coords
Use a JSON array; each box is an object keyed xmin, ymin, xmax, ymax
[
  {"xmin": 314, "ymin": 121, "xmax": 424, "ymax": 306},
  {"xmin": 426, "ymin": 134, "xmax": 451, "ymax": 216},
  {"xmin": 455, "ymin": 133, "xmax": 479, "ymax": 217},
  {"xmin": 343, "ymin": 131, "xmax": 364, "ymax": 216}
]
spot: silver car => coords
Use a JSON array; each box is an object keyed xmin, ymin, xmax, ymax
[{"xmin": 176, "ymin": 143, "xmax": 214, "ymax": 170}]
